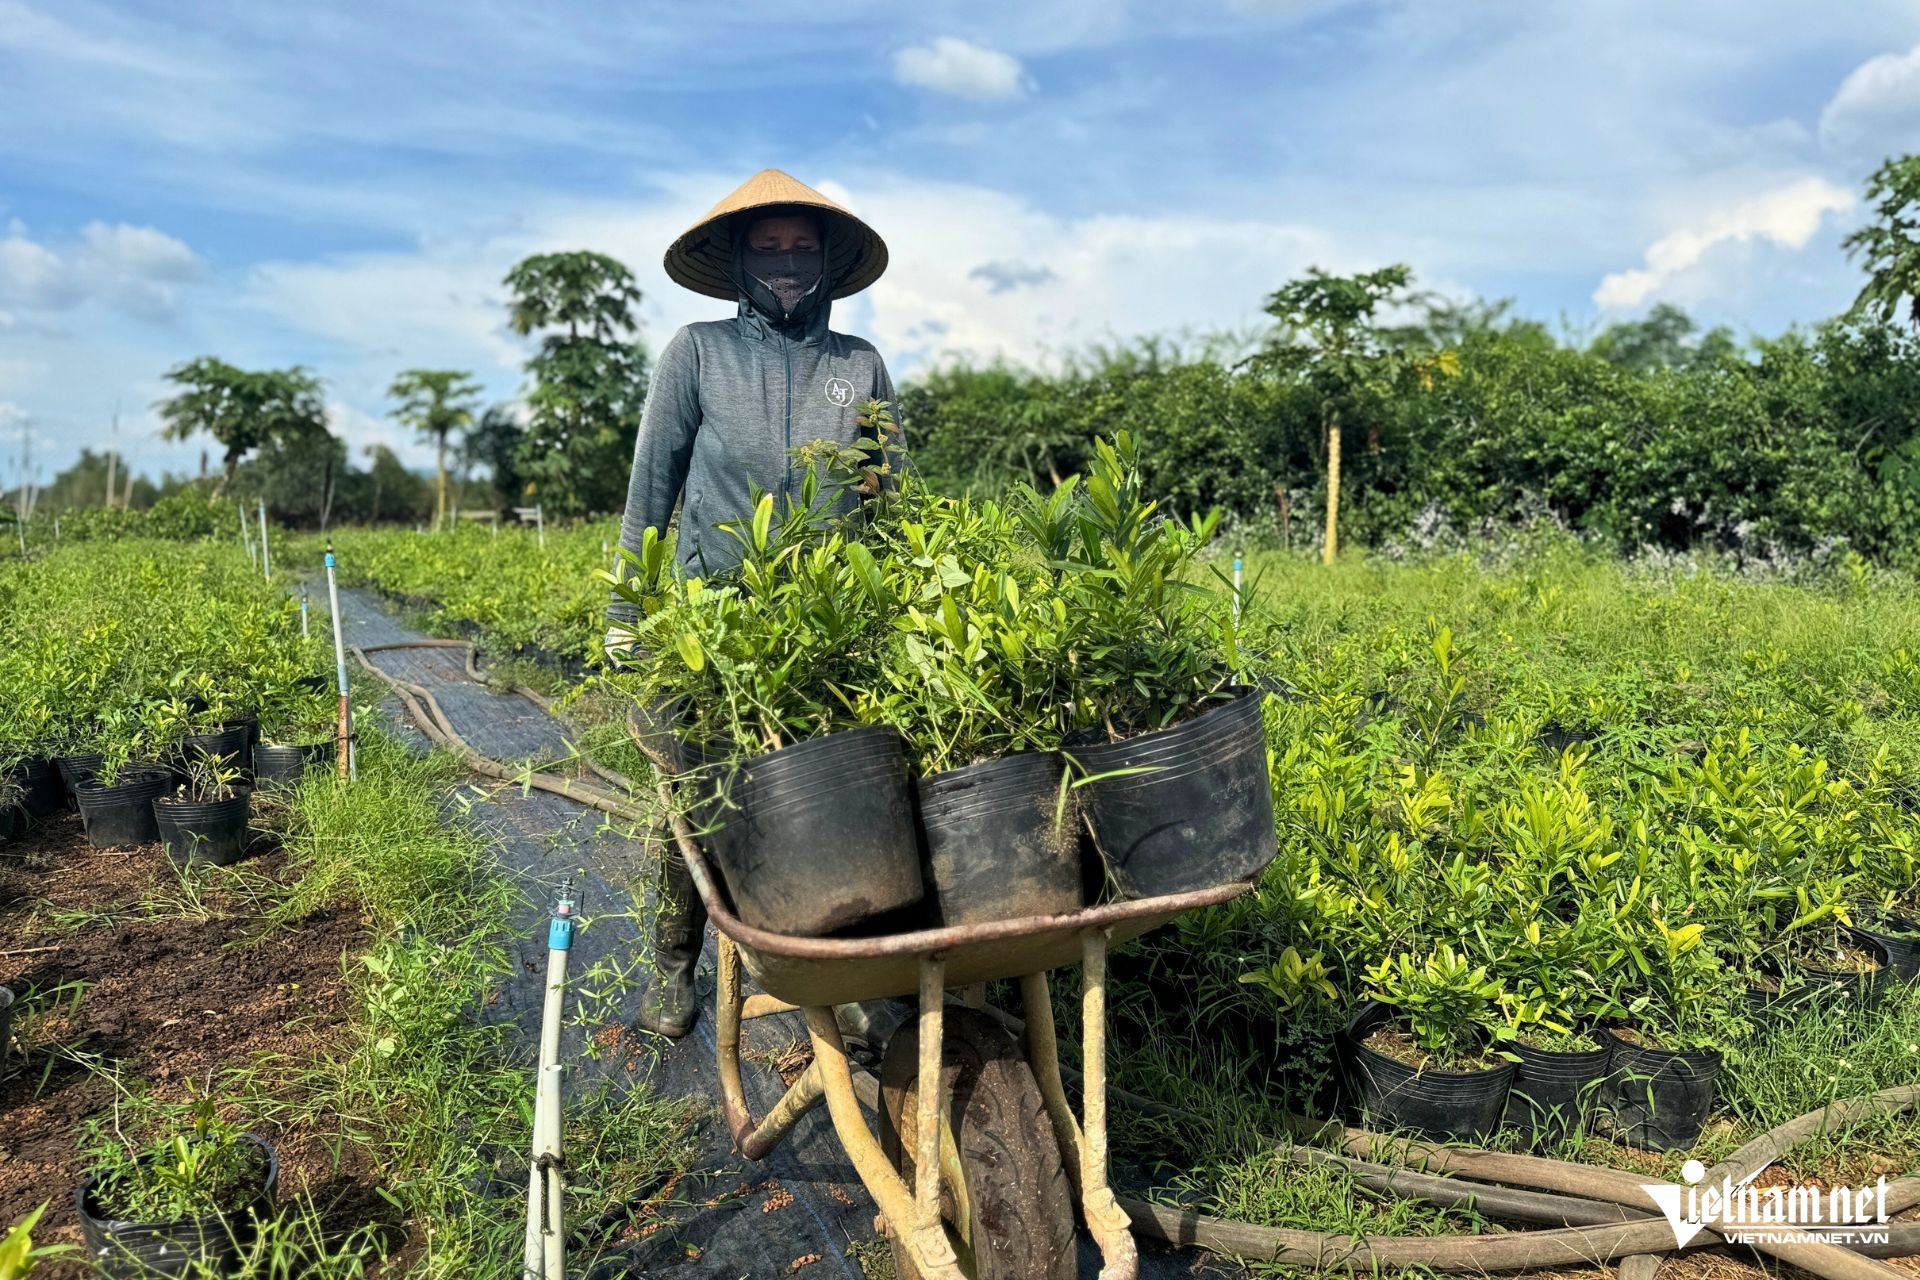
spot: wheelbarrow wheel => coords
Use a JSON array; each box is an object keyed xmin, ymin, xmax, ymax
[{"xmin": 878, "ymin": 1007, "xmax": 1075, "ymax": 1280}]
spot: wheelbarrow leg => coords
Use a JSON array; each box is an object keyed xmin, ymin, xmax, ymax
[
  {"xmin": 714, "ymin": 934, "xmax": 756, "ymax": 1150},
  {"xmin": 805, "ymin": 983, "xmax": 965, "ymax": 1280},
  {"xmin": 1019, "ymin": 931, "xmax": 1138, "ymax": 1280}
]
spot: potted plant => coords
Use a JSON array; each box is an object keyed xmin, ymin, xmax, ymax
[
  {"xmin": 1853, "ymin": 901, "xmax": 1920, "ymax": 983},
  {"xmin": 154, "ymin": 757, "xmax": 253, "ymax": 867},
  {"xmin": 1596, "ymin": 893, "xmax": 1735, "ymax": 1151},
  {"xmin": 1, "ymin": 748, "xmax": 62, "ymax": 820},
  {"xmin": 1034, "ymin": 434, "xmax": 1277, "ymax": 899},
  {"xmin": 877, "ymin": 495, "xmax": 1085, "ymax": 926},
  {"xmin": 252, "ymin": 682, "xmax": 337, "ymax": 789},
  {"xmin": 1340, "ymin": 944, "xmax": 1516, "ymax": 1141},
  {"xmin": 0, "ymin": 770, "xmax": 24, "ymax": 843},
  {"xmin": 76, "ymin": 1096, "xmax": 278, "ymax": 1277},
  {"xmin": 147, "ymin": 691, "xmax": 251, "ymax": 785},
  {"xmin": 1482, "ymin": 905, "xmax": 1620, "ymax": 1143},
  {"xmin": 608, "ymin": 433, "xmax": 922, "ymax": 938},
  {"xmin": 74, "ymin": 736, "xmax": 172, "ymax": 850}
]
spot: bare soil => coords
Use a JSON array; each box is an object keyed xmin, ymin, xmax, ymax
[{"xmin": 0, "ymin": 810, "xmax": 392, "ymax": 1272}]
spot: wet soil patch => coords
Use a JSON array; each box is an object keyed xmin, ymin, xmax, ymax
[{"xmin": 0, "ymin": 812, "xmax": 390, "ymax": 1271}]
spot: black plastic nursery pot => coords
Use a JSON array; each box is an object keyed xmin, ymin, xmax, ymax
[
  {"xmin": 77, "ymin": 1132, "xmax": 278, "ymax": 1279},
  {"xmin": 1600, "ymin": 1026, "xmax": 1722, "ymax": 1151},
  {"xmin": 14, "ymin": 756, "xmax": 64, "ymax": 818},
  {"xmin": 57, "ymin": 751, "xmax": 107, "ymax": 807},
  {"xmin": 914, "ymin": 751, "xmax": 1083, "ymax": 926},
  {"xmin": 1782, "ymin": 930, "xmax": 1893, "ymax": 1014},
  {"xmin": 1853, "ymin": 913, "xmax": 1920, "ymax": 983},
  {"xmin": 0, "ymin": 985, "xmax": 14, "ymax": 1076},
  {"xmin": 1070, "ymin": 691, "xmax": 1278, "ymax": 899},
  {"xmin": 702, "ymin": 725, "xmax": 923, "ymax": 937},
  {"xmin": 251, "ymin": 742, "xmax": 334, "ymax": 789},
  {"xmin": 155, "ymin": 790, "xmax": 253, "ymax": 867},
  {"xmin": 293, "ymin": 674, "xmax": 331, "ymax": 694},
  {"xmin": 1338, "ymin": 1002, "xmax": 1515, "ymax": 1142},
  {"xmin": 75, "ymin": 768, "xmax": 173, "ymax": 848},
  {"xmin": 179, "ymin": 724, "xmax": 253, "ymax": 777},
  {"xmin": 1503, "ymin": 1038, "xmax": 1612, "ymax": 1148}
]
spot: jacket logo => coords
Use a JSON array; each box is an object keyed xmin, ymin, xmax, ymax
[{"xmin": 824, "ymin": 377, "xmax": 855, "ymax": 408}]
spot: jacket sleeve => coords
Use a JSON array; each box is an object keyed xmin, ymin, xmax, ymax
[
  {"xmin": 610, "ymin": 327, "xmax": 701, "ymax": 624},
  {"xmin": 873, "ymin": 353, "xmax": 910, "ymax": 482}
]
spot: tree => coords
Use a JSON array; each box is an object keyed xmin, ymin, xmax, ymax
[
  {"xmin": 1252, "ymin": 265, "xmax": 1453, "ymax": 563},
  {"xmin": 156, "ymin": 358, "xmax": 326, "ymax": 495},
  {"xmin": 463, "ymin": 404, "xmax": 527, "ymax": 512},
  {"xmin": 387, "ymin": 369, "xmax": 481, "ymax": 529},
  {"xmin": 1844, "ymin": 154, "xmax": 1920, "ymax": 329},
  {"xmin": 232, "ymin": 426, "xmax": 347, "ymax": 528},
  {"xmin": 503, "ymin": 252, "xmax": 648, "ymax": 517}
]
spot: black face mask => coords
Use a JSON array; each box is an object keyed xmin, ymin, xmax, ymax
[{"xmin": 738, "ymin": 246, "xmax": 825, "ymax": 326}]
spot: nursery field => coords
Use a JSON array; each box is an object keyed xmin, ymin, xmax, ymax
[
  {"xmin": 0, "ymin": 542, "xmax": 692, "ymax": 1278},
  {"xmin": 5, "ymin": 436, "xmax": 1920, "ymax": 1277}
]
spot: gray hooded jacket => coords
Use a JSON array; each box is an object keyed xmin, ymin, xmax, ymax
[{"xmin": 609, "ymin": 294, "xmax": 902, "ymax": 622}]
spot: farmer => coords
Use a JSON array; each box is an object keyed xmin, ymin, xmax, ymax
[{"xmin": 608, "ymin": 168, "xmax": 903, "ymax": 1039}]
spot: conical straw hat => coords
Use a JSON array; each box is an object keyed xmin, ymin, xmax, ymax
[{"xmin": 664, "ymin": 168, "xmax": 888, "ymax": 302}]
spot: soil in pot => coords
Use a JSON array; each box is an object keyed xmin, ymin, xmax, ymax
[
  {"xmin": 13, "ymin": 756, "xmax": 64, "ymax": 818},
  {"xmin": 252, "ymin": 741, "xmax": 335, "ymax": 789},
  {"xmin": 701, "ymin": 725, "xmax": 923, "ymax": 937},
  {"xmin": 914, "ymin": 751, "xmax": 1082, "ymax": 926},
  {"xmin": 1338, "ymin": 1002, "xmax": 1514, "ymax": 1142},
  {"xmin": 1071, "ymin": 691, "xmax": 1277, "ymax": 899},
  {"xmin": 155, "ymin": 789, "xmax": 253, "ymax": 867},
  {"xmin": 1504, "ymin": 1034, "xmax": 1611, "ymax": 1148},
  {"xmin": 77, "ymin": 1132, "xmax": 278, "ymax": 1278},
  {"xmin": 1600, "ymin": 1025, "xmax": 1723, "ymax": 1151},
  {"xmin": 74, "ymin": 768, "xmax": 173, "ymax": 848},
  {"xmin": 1853, "ymin": 913, "xmax": 1920, "ymax": 983}
]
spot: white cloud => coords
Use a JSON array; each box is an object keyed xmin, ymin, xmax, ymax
[
  {"xmin": 0, "ymin": 219, "xmax": 202, "ymax": 319},
  {"xmin": 0, "ymin": 221, "xmax": 79, "ymax": 310},
  {"xmin": 815, "ymin": 176, "xmax": 1349, "ymax": 369},
  {"xmin": 892, "ymin": 37, "xmax": 1028, "ymax": 102},
  {"xmin": 1819, "ymin": 42, "xmax": 1920, "ymax": 158},
  {"xmin": 1592, "ymin": 177, "xmax": 1854, "ymax": 310}
]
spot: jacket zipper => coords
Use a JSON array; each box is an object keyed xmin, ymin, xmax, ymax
[{"xmin": 781, "ymin": 333, "xmax": 793, "ymax": 497}]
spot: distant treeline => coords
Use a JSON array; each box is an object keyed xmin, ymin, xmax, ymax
[{"xmin": 901, "ymin": 304, "xmax": 1920, "ymax": 568}]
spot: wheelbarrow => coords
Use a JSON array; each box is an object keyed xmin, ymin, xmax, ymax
[{"xmin": 644, "ymin": 753, "xmax": 1253, "ymax": 1280}]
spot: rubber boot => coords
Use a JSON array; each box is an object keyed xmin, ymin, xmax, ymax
[{"xmin": 636, "ymin": 842, "xmax": 708, "ymax": 1038}]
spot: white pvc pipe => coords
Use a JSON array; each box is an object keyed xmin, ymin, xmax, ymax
[
  {"xmin": 258, "ymin": 499, "xmax": 271, "ymax": 580},
  {"xmin": 324, "ymin": 544, "xmax": 356, "ymax": 781},
  {"xmin": 524, "ymin": 887, "xmax": 575, "ymax": 1280}
]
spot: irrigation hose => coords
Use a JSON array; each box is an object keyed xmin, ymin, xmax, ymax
[{"xmin": 350, "ymin": 638, "xmax": 1919, "ymax": 1276}]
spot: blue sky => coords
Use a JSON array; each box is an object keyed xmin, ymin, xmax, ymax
[{"xmin": 3, "ymin": 0, "xmax": 1919, "ymax": 484}]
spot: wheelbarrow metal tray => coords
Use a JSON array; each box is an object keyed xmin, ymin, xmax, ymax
[{"xmin": 677, "ymin": 827, "xmax": 1252, "ymax": 1007}]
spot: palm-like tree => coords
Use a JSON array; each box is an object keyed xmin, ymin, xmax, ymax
[
  {"xmin": 388, "ymin": 370, "xmax": 482, "ymax": 529},
  {"xmin": 1844, "ymin": 155, "xmax": 1920, "ymax": 329}
]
